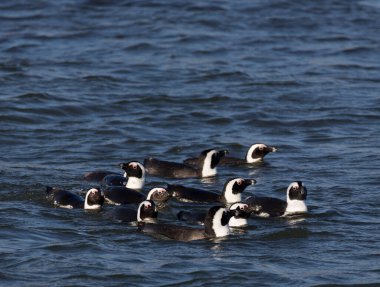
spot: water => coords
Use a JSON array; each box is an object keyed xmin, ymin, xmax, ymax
[{"xmin": 1, "ymin": 0, "xmax": 380, "ymax": 286}]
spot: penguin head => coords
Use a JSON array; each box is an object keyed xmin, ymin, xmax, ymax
[
  {"xmin": 137, "ymin": 200, "xmax": 158, "ymax": 222},
  {"xmin": 199, "ymin": 149, "xmax": 228, "ymax": 177},
  {"xmin": 287, "ymin": 181, "xmax": 307, "ymax": 201},
  {"xmin": 146, "ymin": 187, "xmax": 172, "ymax": 203},
  {"xmin": 84, "ymin": 188, "xmax": 104, "ymax": 210},
  {"xmin": 229, "ymin": 202, "xmax": 252, "ymax": 219},
  {"xmin": 204, "ymin": 206, "xmax": 232, "ymax": 238},
  {"xmin": 222, "ymin": 178, "xmax": 256, "ymax": 204},
  {"xmin": 246, "ymin": 143, "xmax": 277, "ymax": 163},
  {"xmin": 118, "ymin": 161, "xmax": 145, "ymax": 189}
]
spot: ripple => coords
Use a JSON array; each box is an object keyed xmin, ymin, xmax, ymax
[{"xmin": 124, "ymin": 42, "xmax": 159, "ymax": 52}]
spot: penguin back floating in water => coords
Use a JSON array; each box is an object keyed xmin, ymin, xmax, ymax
[
  {"xmin": 144, "ymin": 149, "xmax": 227, "ymax": 178},
  {"xmin": 46, "ymin": 186, "xmax": 104, "ymax": 210},
  {"xmin": 138, "ymin": 206, "xmax": 234, "ymax": 241},
  {"xmin": 245, "ymin": 181, "xmax": 307, "ymax": 217}
]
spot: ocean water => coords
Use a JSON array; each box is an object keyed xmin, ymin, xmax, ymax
[{"xmin": 1, "ymin": 0, "xmax": 380, "ymax": 286}]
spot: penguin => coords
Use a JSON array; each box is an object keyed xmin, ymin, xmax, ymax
[
  {"xmin": 146, "ymin": 187, "xmax": 172, "ymax": 205},
  {"xmin": 138, "ymin": 206, "xmax": 233, "ymax": 241},
  {"xmin": 101, "ymin": 174, "xmax": 127, "ymax": 187},
  {"xmin": 143, "ymin": 149, "xmax": 228, "ymax": 178},
  {"xmin": 102, "ymin": 161, "xmax": 145, "ymax": 190},
  {"xmin": 45, "ymin": 186, "xmax": 104, "ymax": 210},
  {"xmin": 184, "ymin": 143, "xmax": 277, "ymax": 166},
  {"xmin": 245, "ymin": 181, "xmax": 307, "ymax": 217},
  {"xmin": 177, "ymin": 202, "xmax": 253, "ymax": 227},
  {"xmin": 227, "ymin": 202, "xmax": 253, "ymax": 227},
  {"xmin": 83, "ymin": 170, "xmax": 118, "ymax": 182},
  {"xmin": 109, "ymin": 200, "xmax": 158, "ymax": 223},
  {"xmin": 103, "ymin": 186, "xmax": 145, "ymax": 205},
  {"xmin": 166, "ymin": 177, "xmax": 256, "ymax": 204},
  {"xmin": 103, "ymin": 187, "xmax": 171, "ymax": 205}
]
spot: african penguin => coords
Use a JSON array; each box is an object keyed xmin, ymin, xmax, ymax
[
  {"xmin": 84, "ymin": 161, "xmax": 145, "ymax": 190},
  {"xmin": 245, "ymin": 181, "xmax": 308, "ymax": 217},
  {"xmin": 143, "ymin": 149, "xmax": 227, "ymax": 178},
  {"xmin": 109, "ymin": 200, "xmax": 158, "ymax": 223},
  {"xmin": 138, "ymin": 206, "xmax": 233, "ymax": 241},
  {"xmin": 102, "ymin": 161, "xmax": 145, "ymax": 189},
  {"xmin": 177, "ymin": 202, "xmax": 253, "ymax": 227},
  {"xmin": 145, "ymin": 187, "xmax": 172, "ymax": 206},
  {"xmin": 45, "ymin": 186, "xmax": 104, "ymax": 210},
  {"xmin": 166, "ymin": 177, "xmax": 256, "ymax": 204}
]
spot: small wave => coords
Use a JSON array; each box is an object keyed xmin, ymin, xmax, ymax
[
  {"xmin": 176, "ymin": 34, "xmax": 217, "ymax": 44},
  {"xmin": 24, "ymin": 30, "xmax": 93, "ymax": 40},
  {"xmin": 124, "ymin": 42, "xmax": 159, "ymax": 52},
  {"xmin": 0, "ymin": 60, "xmax": 30, "ymax": 72},
  {"xmin": 4, "ymin": 43, "xmax": 39, "ymax": 53},
  {"xmin": 15, "ymin": 92, "xmax": 52, "ymax": 101},
  {"xmin": 241, "ymin": 79, "xmax": 303, "ymax": 87},
  {"xmin": 261, "ymin": 227, "xmax": 311, "ymax": 240},
  {"xmin": 316, "ymin": 35, "xmax": 352, "ymax": 42},
  {"xmin": 186, "ymin": 70, "xmax": 250, "ymax": 84},
  {"xmin": 0, "ymin": 114, "xmax": 47, "ymax": 125},
  {"xmin": 360, "ymin": 0, "xmax": 380, "ymax": 9},
  {"xmin": 206, "ymin": 117, "xmax": 233, "ymax": 125},
  {"xmin": 0, "ymin": 11, "xmax": 43, "ymax": 21},
  {"xmin": 330, "ymin": 46, "xmax": 376, "ymax": 55},
  {"xmin": 82, "ymin": 75, "xmax": 121, "ymax": 82},
  {"xmin": 330, "ymin": 63, "xmax": 378, "ymax": 70},
  {"xmin": 192, "ymin": 47, "xmax": 228, "ymax": 56},
  {"xmin": 185, "ymin": 3, "xmax": 227, "ymax": 13},
  {"xmin": 12, "ymin": 93, "xmax": 68, "ymax": 105}
]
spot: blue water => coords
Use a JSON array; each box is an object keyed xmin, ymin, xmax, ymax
[{"xmin": 1, "ymin": 0, "xmax": 380, "ymax": 286}]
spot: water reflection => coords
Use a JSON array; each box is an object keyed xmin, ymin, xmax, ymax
[
  {"xmin": 200, "ymin": 177, "xmax": 218, "ymax": 185},
  {"xmin": 285, "ymin": 215, "xmax": 307, "ymax": 226}
]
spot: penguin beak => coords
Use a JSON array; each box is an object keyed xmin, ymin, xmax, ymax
[
  {"xmin": 300, "ymin": 186, "xmax": 307, "ymax": 200},
  {"xmin": 165, "ymin": 185, "xmax": 174, "ymax": 196},
  {"xmin": 248, "ymin": 204, "xmax": 262, "ymax": 215},
  {"xmin": 217, "ymin": 150, "xmax": 228, "ymax": 158},
  {"xmin": 246, "ymin": 179, "xmax": 257, "ymax": 185},
  {"xmin": 118, "ymin": 163, "xmax": 127, "ymax": 169},
  {"xmin": 269, "ymin": 146, "xmax": 278, "ymax": 153}
]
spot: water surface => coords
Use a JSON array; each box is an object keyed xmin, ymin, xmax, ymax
[{"xmin": 1, "ymin": 1, "xmax": 380, "ymax": 286}]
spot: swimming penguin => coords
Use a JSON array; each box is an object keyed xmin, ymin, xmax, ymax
[
  {"xmin": 103, "ymin": 186, "xmax": 145, "ymax": 205},
  {"xmin": 146, "ymin": 187, "xmax": 172, "ymax": 206},
  {"xmin": 103, "ymin": 186, "xmax": 171, "ymax": 205},
  {"xmin": 166, "ymin": 177, "xmax": 256, "ymax": 204},
  {"xmin": 45, "ymin": 186, "xmax": 104, "ymax": 210},
  {"xmin": 109, "ymin": 200, "xmax": 158, "ymax": 223},
  {"xmin": 184, "ymin": 143, "xmax": 277, "ymax": 166},
  {"xmin": 177, "ymin": 202, "xmax": 253, "ymax": 227},
  {"xmin": 245, "ymin": 181, "xmax": 307, "ymax": 217},
  {"xmin": 102, "ymin": 161, "xmax": 146, "ymax": 190},
  {"xmin": 83, "ymin": 170, "xmax": 118, "ymax": 182},
  {"xmin": 138, "ymin": 206, "xmax": 233, "ymax": 241},
  {"xmin": 143, "ymin": 149, "xmax": 228, "ymax": 178}
]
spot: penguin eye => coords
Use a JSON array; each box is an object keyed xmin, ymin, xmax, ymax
[
  {"xmin": 237, "ymin": 180, "xmax": 242, "ymax": 185},
  {"xmin": 259, "ymin": 146, "xmax": 264, "ymax": 150}
]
